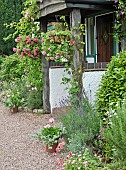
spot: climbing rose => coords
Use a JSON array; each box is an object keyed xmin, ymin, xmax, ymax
[
  {"xmin": 34, "ymin": 38, "xmax": 38, "ymax": 43},
  {"xmin": 70, "ymin": 40, "xmax": 74, "ymax": 45},
  {"xmin": 41, "ymin": 51, "xmax": 46, "ymax": 56},
  {"xmin": 35, "ymin": 47, "xmax": 39, "ymax": 51},
  {"xmin": 41, "ymin": 37, "xmax": 44, "ymax": 42},
  {"xmin": 22, "ymin": 48, "xmax": 26, "ymax": 52},
  {"xmin": 56, "ymin": 53, "xmax": 61, "ymax": 58},
  {"xmin": 13, "ymin": 48, "xmax": 17, "ymax": 52},
  {"xmin": 34, "ymin": 50, "xmax": 37, "ymax": 56},
  {"xmin": 50, "ymin": 57, "xmax": 54, "ymax": 60}
]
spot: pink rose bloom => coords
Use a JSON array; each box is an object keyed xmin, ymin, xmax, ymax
[
  {"xmin": 68, "ymin": 55, "xmax": 70, "ymax": 58},
  {"xmin": 35, "ymin": 47, "xmax": 39, "ymax": 51},
  {"xmin": 56, "ymin": 162, "xmax": 60, "ymax": 167},
  {"xmin": 41, "ymin": 37, "xmax": 44, "ymax": 42},
  {"xmin": 18, "ymin": 36, "xmax": 22, "ymax": 40},
  {"xmin": 42, "ymin": 51, "xmax": 46, "ymax": 56},
  {"xmin": 15, "ymin": 38, "xmax": 19, "ymax": 43},
  {"xmin": 50, "ymin": 57, "xmax": 54, "ymax": 60},
  {"xmin": 56, "ymin": 148, "xmax": 60, "ymax": 153},
  {"xmin": 23, "ymin": 48, "xmax": 26, "ymax": 52},
  {"xmin": 59, "ymin": 142, "xmax": 64, "ymax": 149},
  {"xmin": 26, "ymin": 36, "xmax": 30, "ymax": 41},
  {"xmin": 56, "ymin": 53, "xmax": 61, "ymax": 58},
  {"xmin": 49, "ymin": 117, "xmax": 54, "ymax": 123},
  {"xmin": 21, "ymin": 52, "xmax": 25, "ymax": 56},
  {"xmin": 16, "ymin": 49, "xmax": 21, "ymax": 54},
  {"xmin": 13, "ymin": 48, "xmax": 17, "ymax": 52},
  {"xmin": 28, "ymin": 52, "xmax": 32, "ymax": 57},
  {"xmin": 34, "ymin": 38, "xmax": 38, "ymax": 43},
  {"xmin": 53, "ymin": 152, "xmax": 57, "ymax": 156},
  {"xmin": 68, "ymin": 151, "xmax": 72, "ymax": 156},
  {"xmin": 70, "ymin": 40, "xmax": 74, "ymax": 46},
  {"xmin": 59, "ymin": 158, "xmax": 64, "ymax": 163},
  {"xmin": 15, "ymin": 36, "xmax": 22, "ymax": 43},
  {"xmin": 17, "ymin": 49, "xmax": 20, "ymax": 53},
  {"xmin": 34, "ymin": 50, "xmax": 37, "ymax": 56},
  {"xmin": 27, "ymin": 39, "xmax": 31, "ymax": 43},
  {"xmin": 44, "ymin": 124, "xmax": 51, "ymax": 128}
]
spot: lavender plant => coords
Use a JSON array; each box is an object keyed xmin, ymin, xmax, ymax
[{"xmin": 60, "ymin": 97, "xmax": 100, "ymax": 153}]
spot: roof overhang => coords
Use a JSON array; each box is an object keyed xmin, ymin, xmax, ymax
[{"xmin": 37, "ymin": 0, "xmax": 114, "ymax": 21}]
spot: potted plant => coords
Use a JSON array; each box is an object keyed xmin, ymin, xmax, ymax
[
  {"xmin": 2, "ymin": 81, "xmax": 25, "ymax": 113},
  {"xmin": 5, "ymin": 92, "xmax": 24, "ymax": 113},
  {"xmin": 35, "ymin": 117, "xmax": 65, "ymax": 153}
]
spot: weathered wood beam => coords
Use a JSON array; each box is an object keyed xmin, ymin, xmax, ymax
[
  {"xmin": 40, "ymin": 20, "xmax": 51, "ymax": 113},
  {"xmin": 40, "ymin": 3, "xmax": 66, "ymax": 17},
  {"xmin": 70, "ymin": 9, "xmax": 84, "ymax": 99},
  {"xmin": 121, "ymin": 22, "xmax": 126, "ymax": 51}
]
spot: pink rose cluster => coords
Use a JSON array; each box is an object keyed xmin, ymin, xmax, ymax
[
  {"xmin": 41, "ymin": 36, "xmax": 74, "ymax": 61},
  {"xmin": 13, "ymin": 36, "xmax": 39, "ymax": 58}
]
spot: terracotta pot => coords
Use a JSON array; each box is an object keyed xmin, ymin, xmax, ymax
[
  {"xmin": 46, "ymin": 142, "xmax": 58, "ymax": 153},
  {"xmin": 10, "ymin": 106, "xmax": 18, "ymax": 113}
]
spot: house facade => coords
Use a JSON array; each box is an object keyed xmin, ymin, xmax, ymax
[{"xmin": 37, "ymin": 0, "xmax": 117, "ymax": 113}]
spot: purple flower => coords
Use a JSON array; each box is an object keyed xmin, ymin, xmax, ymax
[
  {"xmin": 97, "ymin": 135, "xmax": 101, "ymax": 140},
  {"xmin": 114, "ymin": 0, "xmax": 118, "ymax": 3},
  {"xmin": 120, "ymin": 10, "xmax": 123, "ymax": 16}
]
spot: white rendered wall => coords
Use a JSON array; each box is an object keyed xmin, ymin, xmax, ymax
[
  {"xmin": 82, "ymin": 71, "xmax": 105, "ymax": 103},
  {"xmin": 49, "ymin": 68, "xmax": 105, "ymax": 112}
]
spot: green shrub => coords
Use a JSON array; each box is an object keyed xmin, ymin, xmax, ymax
[
  {"xmin": 60, "ymin": 98, "xmax": 100, "ymax": 153},
  {"xmin": 27, "ymin": 89, "xmax": 43, "ymax": 110},
  {"xmin": 0, "ymin": 54, "xmax": 43, "ymax": 109},
  {"xmin": 64, "ymin": 149, "xmax": 103, "ymax": 170},
  {"xmin": 105, "ymin": 99, "xmax": 126, "ymax": 160},
  {"xmin": 96, "ymin": 51, "xmax": 126, "ymax": 117},
  {"xmin": 64, "ymin": 149, "xmax": 126, "ymax": 170}
]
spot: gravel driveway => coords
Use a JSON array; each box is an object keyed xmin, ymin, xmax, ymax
[{"xmin": 0, "ymin": 103, "xmax": 60, "ymax": 170}]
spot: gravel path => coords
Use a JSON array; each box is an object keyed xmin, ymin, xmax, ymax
[{"xmin": 0, "ymin": 103, "xmax": 61, "ymax": 170}]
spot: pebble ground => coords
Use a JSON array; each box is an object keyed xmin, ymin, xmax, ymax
[{"xmin": 0, "ymin": 103, "xmax": 61, "ymax": 170}]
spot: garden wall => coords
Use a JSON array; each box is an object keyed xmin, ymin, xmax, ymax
[{"xmin": 49, "ymin": 67, "xmax": 105, "ymax": 113}]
